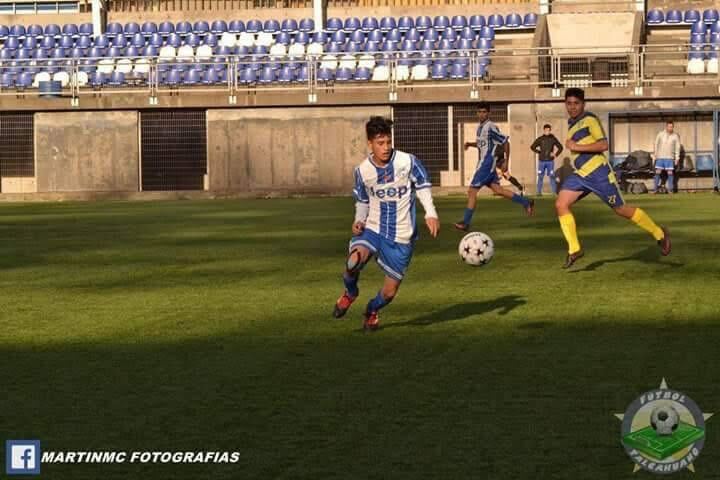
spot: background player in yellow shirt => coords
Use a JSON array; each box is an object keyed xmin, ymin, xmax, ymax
[{"xmin": 555, "ymin": 88, "xmax": 672, "ymax": 269}]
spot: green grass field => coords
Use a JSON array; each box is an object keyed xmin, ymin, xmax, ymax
[{"xmin": 1, "ymin": 194, "xmax": 719, "ymax": 479}]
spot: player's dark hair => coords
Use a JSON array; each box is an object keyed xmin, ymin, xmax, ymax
[
  {"xmin": 476, "ymin": 102, "xmax": 491, "ymax": 111},
  {"xmin": 666, "ymin": 120, "xmax": 674, "ymax": 125},
  {"xmin": 543, "ymin": 123, "xmax": 551, "ymax": 130},
  {"xmin": 565, "ymin": 88, "xmax": 585, "ymax": 101},
  {"xmin": 366, "ymin": 116, "xmax": 393, "ymax": 140}
]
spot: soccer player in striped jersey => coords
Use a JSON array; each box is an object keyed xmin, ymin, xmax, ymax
[
  {"xmin": 333, "ymin": 116, "xmax": 440, "ymax": 332},
  {"xmin": 557, "ymin": 88, "xmax": 671, "ymax": 269},
  {"xmin": 455, "ymin": 102, "xmax": 534, "ymax": 232}
]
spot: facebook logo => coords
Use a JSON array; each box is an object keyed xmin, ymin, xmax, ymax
[{"xmin": 6, "ymin": 440, "xmax": 41, "ymax": 475}]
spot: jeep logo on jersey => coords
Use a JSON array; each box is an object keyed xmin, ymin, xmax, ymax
[{"xmin": 369, "ymin": 186, "xmax": 409, "ymax": 199}]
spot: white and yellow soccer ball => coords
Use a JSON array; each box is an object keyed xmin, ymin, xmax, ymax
[{"xmin": 458, "ymin": 232, "xmax": 494, "ymax": 266}]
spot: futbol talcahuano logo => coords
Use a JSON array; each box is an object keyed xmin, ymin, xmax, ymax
[{"xmin": 616, "ymin": 379, "xmax": 713, "ymax": 475}]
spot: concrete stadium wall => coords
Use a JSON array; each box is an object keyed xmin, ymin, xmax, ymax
[
  {"xmin": 35, "ymin": 111, "xmax": 140, "ymax": 193},
  {"xmin": 0, "ymin": 13, "xmax": 92, "ymax": 26},
  {"xmin": 206, "ymin": 106, "xmax": 390, "ymax": 194}
]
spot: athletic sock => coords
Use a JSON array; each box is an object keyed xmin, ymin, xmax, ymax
[
  {"xmin": 367, "ymin": 291, "xmax": 393, "ymax": 313},
  {"xmin": 558, "ymin": 213, "xmax": 581, "ymax": 254},
  {"xmin": 630, "ymin": 208, "xmax": 664, "ymax": 241},
  {"xmin": 462, "ymin": 207, "xmax": 474, "ymax": 225},
  {"xmin": 343, "ymin": 272, "xmax": 359, "ymax": 298},
  {"xmin": 511, "ymin": 193, "xmax": 530, "ymax": 208}
]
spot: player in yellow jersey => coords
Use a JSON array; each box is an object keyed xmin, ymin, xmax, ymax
[{"xmin": 555, "ymin": 88, "xmax": 671, "ymax": 269}]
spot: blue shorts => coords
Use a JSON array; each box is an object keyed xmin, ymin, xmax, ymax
[
  {"xmin": 470, "ymin": 167, "xmax": 499, "ymax": 188},
  {"xmin": 655, "ymin": 158, "xmax": 675, "ymax": 171},
  {"xmin": 561, "ymin": 168, "xmax": 625, "ymax": 208},
  {"xmin": 349, "ymin": 229, "xmax": 414, "ymax": 281}
]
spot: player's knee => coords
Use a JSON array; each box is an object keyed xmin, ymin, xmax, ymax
[
  {"xmin": 346, "ymin": 248, "xmax": 368, "ymax": 274},
  {"xmin": 554, "ymin": 198, "xmax": 566, "ymax": 213}
]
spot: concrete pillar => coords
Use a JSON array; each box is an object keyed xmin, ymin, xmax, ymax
[
  {"xmin": 92, "ymin": 0, "xmax": 106, "ymax": 37},
  {"xmin": 313, "ymin": 0, "xmax": 326, "ymax": 34}
]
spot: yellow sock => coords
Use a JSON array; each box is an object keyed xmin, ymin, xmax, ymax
[
  {"xmin": 631, "ymin": 208, "xmax": 664, "ymax": 241},
  {"xmin": 558, "ymin": 214, "xmax": 581, "ymax": 254}
]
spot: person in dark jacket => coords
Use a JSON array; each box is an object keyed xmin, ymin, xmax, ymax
[{"xmin": 530, "ymin": 124, "xmax": 564, "ymax": 195}]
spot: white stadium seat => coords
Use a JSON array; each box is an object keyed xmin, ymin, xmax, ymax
[
  {"xmin": 255, "ymin": 32, "xmax": 274, "ymax": 48},
  {"xmin": 306, "ymin": 42, "xmax": 324, "ymax": 56},
  {"xmin": 394, "ymin": 65, "xmax": 410, "ymax": 81},
  {"xmin": 320, "ymin": 54, "xmax": 338, "ymax": 70},
  {"xmin": 687, "ymin": 58, "xmax": 705, "ymax": 74},
  {"xmin": 707, "ymin": 58, "xmax": 719, "ymax": 74},
  {"xmin": 339, "ymin": 54, "xmax": 357, "ymax": 70},
  {"xmin": 288, "ymin": 43, "xmax": 305, "ymax": 57},
  {"xmin": 358, "ymin": 54, "xmax": 376, "ymax": 70},
  {"xmin": 133, "ymin": 58, "xmax": 150, "ymax": 75},
  {"xmin": 269, "ymin": 43, "xmax": 287, "ymax": 58},
  {"xmin": 33, "ymin": 71, "xmax": 51, "ymax": 87},
  {"xmin": 411, "ymin": 64, "xmax": 429, "ymax": 81},
  {"xmin": 159, "ymin": 45, "xmax": 177, "ymax": 61},
  {"xmin": 98, "ymin": 59, "xmax": 115, "ymax": 74},
  {"xmin": 177, "ymin": 45, "xmax": 194, "ymax": 63},
  {"xmin": 195, "ymin": 44, "xmax": 213, "ymax": 61},
  {"xmin": 372, "ymin": 65, "xmax": 390, "ymax": 82},
  {"xmin": 219, "ymin": 32, "xmax": 237, "ymax": 48},
  {"xmin": 53, "ymin": 71, "xmax": 70, "ymax": 87},
  {"xmin": 73, "ymin": 71, "xmax": 89, "ymax": 87},
  {"xmin": 238, "ymin": 32, "xmax": 255, "ymax": 48},
  {"xmin": 115, "ymin": 58, "xmax": 133, "ymax": 74}
]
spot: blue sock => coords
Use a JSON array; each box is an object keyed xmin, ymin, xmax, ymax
[
  {"xmin": 667, "ymin": 174, "xmax": 674, "ymax": 192},
  {"xmin": 367, "ymin": 291, "xmax": 393, "ymax": 313},
  {"xmin": 343, "ymin": 273, "xmax": 359, "ymax": 298},
  {"xmin": 654, "ymin": 173, "xmax": 661, "ymax": 191},
  {"xmin": 462, "ymin": 207, "xmax": 474, "ymax": 225},
  {"xmin": 511, "ymin": 193, "xmax": 530, "ymax": 208}
]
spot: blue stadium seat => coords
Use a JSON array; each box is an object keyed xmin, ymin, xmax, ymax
[
  {"xmin": 23, "ymin": 37, "xmax": 38, "ymax": 50},
  {"xmin": 246, "ymin": 19, "xmax": 262, "ymax": 34},
  {"xmin": 194, "ymin": 21, "xmax": 210, "ymax": 35},
  {"xmin": 131, "ymin": 33, "xmax": 145, "ymax": 48},
  {"xmin": 48, "ymin": 24, "xmax": 63, "ymax": 38},
  {"xmin": 75, "ymin": 35, "xmax": 92, "ymax": 48},
  {"xmin": 107, "ymin": 71, "xmax": 125, "ymax": 86},
  {"xmin": 184, "ymin": 69, "xmax": 202, "ymax": 85},
  {"xmin": 106, "ymin": 22, "xmax": 122, "ymax": 38},
  {"xmin": 476, "ymin": 38, "xmax": 492, "ymax": 53},
  {"xmin": 458, "ymin": 38, "xmax": 474, "ymax": 50},
  {"xmin": 345, "ymin": 41, "xmax": 362, "ymax": 53},
  {"xmin": 51, "ymin": 47, "xmax": 66, "ymax": 58},
  {"xmin": 79, "ymin": 23, "xmax": 93, "ymax": 35},
  {"xmin": 438, "ymin": 39, "xmax": 455, "ymax": 51},
  {"xmin": 18, "ymin": 72, "xmax": 33, "ymax": 88},
  {"xmin": 524, "ymin": 13, "xmax": 538, "ymax": 27},
  {"xmin": 488, "ymin": 14, "xmax": 504, "ymax": 28},
  {"xmin": 299, "ymin": 18, "xmax": 314, "ymax": 32},
  {"xmin": 278, "ymin": 66, "xmax": 295, "ymax": 83},
  {"xmin": 361, "ymin": 17, "xmax": 379, "ymax": 32},
  {"xmin": 142, "ymin": 22, "xmax": 158, "ymax": 36},
  {"xmin": 335, "ymin": 67, "xmax": 353, "ymax": 82},
  {"xmin": 186, "ymin": 33, "xmax": 201, "ymax": 47},
  {"xmin": 1, "ymin": 72, "xmax": 16, "ymax": 88},
  {"xmin": 423, "ymin": 27, "xmax": 439, "ymax": 42},
  {"xmin": 295, "ymin": 31, "xmax": 310, "ymax": 44},
  {"xmin": 450, "ymin": 63, "xmax": 468, "ymax": 78},
  {"xmin": 683, "ymin": 10, "xmax": 699, "ymax": 23},
  {"xmin": 203, "ymin": 68, "xmax": 219, "ymax": 84},
  {"xmin": 62, "ymin": 23, "xmax": 79, "ymax": 37},
  {"xmin": 297, "ymin": 65, "xmax": 308, "ymax": 82},
  {"xmin": 326, "ymin": 17, "xmax": 343, "ymax": 32},
  {"xmin": 459, "ymin": 27, "xmax": 475, "ymax": 40},
  {"xmin": 40, "ymin": 37, "xmax": 55, "ymax": 50},
  {"xmin": 165, "ymin": 69, "xmax": 182, "ymax": 85},
  {"xmin": 167, "ymin": 33, "xmax": 182, "ymax": 48},
  {"xmin": 431, "ymin": 63, "xmax": 447, "ymax": 79},
  {"xmin": 442, "ymin": 28, "xmax": 458, "ymax": 42},
  {"xmin": 9, "ymin": 25, "xmax": 26, "ymax": 38},
  {"xmin": 148, "ymin": 33, "xmax": 163, "ymax": 47},
  {"xmin": 381, "ymin": 40, "xmax": 398, "ymax": 52},
  {"xmin": 350, "ymin": 29, "xmax": 365, "ymax": 43},
  {"xmin": 159, "ymin": 22, "xmax": 175, "ymax": 35},
  {"xmin": 68, "ymin": 46, "xmax": 83, "ymax": 59},
  {"xmin": 704, "ymin": 9, "xmax": 719, "ymax": 24},
  {"xmin": 264, "ymin": 19, "xmax": 280, "ymax": 33},
  {"xmin": 215, "ymin": 45, "xmax": 234, "ymax": 56},
  {"xmin": 59, "ymin": 35, "xmax": 74, "ymax": 49},
  {"xmin": 711, "ymin": 23, "xmax": 720, "ymax": 34},
  {"xmin": 112, "ymin": 35, "xmax": 127, "ymax": 48},
  {"xmin": 400, "ymin": 39, "xmax": 417, "ymax": 51},
  {"xmin": 398, "ymin": 16, "xmax": 414, "ymax": 32},
  {"xmin": 368, "ymin": 29, "xmax": 383, "ymax": 42},
  {"xmin": 665, "ymin": 10, "xmax": 682, "ymax": 23},
  {"xmin": 434, "ymin": 16, "xmax": 450, "ymax": 31},
  {"xmin": 176, "ymin": 21, "xmax": 192, "ymax": 36},
  {"xmin": 317, "ymin": 67, "xmax": 333, "ymax": 82},
  {"xmin": 88, "ymin": 46, "xmax": 105, "ymax": 58},
  {"xmin": 691, "ymin": 33, "xmax": 706, "ymax": 44},
  {"xmin": 415, "ymin": 16, "xmax": 432, "ymax": 31},
  {"xmin": 228, "ymin": 20, "xmax": 245, "ymax": 33},
  {"xmin": 470, "ymin": 15, "xmax": 486, "ymax": 30},
  {"xmin": 0, "ymin": 25, "xmax": 9, "ymax": 39},
  {"xmin": 123, "ymin": 45, "xmax": 138, "ymax": 57},
  {"xmin": 354, "ymin": 66, "xmax": 372, "ymax": 81},
  {"xmin": 280, "ymin": 19, "xmax": 297, "ymax": 33},
  {"xmin": 691, "ymin": 22, "xmax": 707, "ymax": 34},
  {"xmin": 332, "ymin": 30, "xmax": 347, "ymax": 44},
  {"xmin": 327, "ymin": 42, "xmax": 344, "ymax": 53},
  {"xmin": 16, "ymin": 48, "xmax": 31, "ymax": 60},
  {"xmin": 26, "ymin": 24, "xmax": 42, "ymax": 37},
  {"xmin": 0, "ymin": 49, "xmax": 13, "ymax": 60},
  {"xmin": 380, "ymin": 16, "xmax": 397, "ymax": 33},
  {"xmin": 451, "ymin": 15, "xmax": 467, "ymax": 30},
  {"xmin": 108, "ymin": 46, "xmax": 124, "ymax": 57},
  {"xmin": 387, "ymin": 29, "xmax": 402, "ymax": 42},
  {"xmin": 90, "ymin": 71, "xmax": 106, "ymax": 86},
  {"xmin": 257, "ymin": 66, "xmax": 275, "ymax": 83},
  {"xmin": 205, "ymin": 33, "xmax": 219, "ymax": 47},
  {"xmin": 276, "ymin": 32, "xmax": 291, "ymax": 45},
  {"xmin": 480, "ymin": 26, "xmax": 495, "ymax": 40},
  {"xmin": 143, "ymin": 45, "xmax": 158, "ymax": 57},
  {"xmin": 647, "ymin": 9, "xmax": 664, "ymax": 24},
  {"xmin": 311, "ymin": 31, "xmax": 327, "ymax": 44},
  {"xmin": 124, "ymin": 22, "xmax": 140, "ymax": 36},
  {"xmin": 94, "ymin": 34, "xmax": 109, "ymax": 48},
  {"xmin": 506, "ymin": 13, "xmax": 522, "ymax": 28},
  {"xmin": 364, "ymin": 41, "xmax": 380, "ymax": 52},
  {"xmin": 688, "ymin": 50, "xmax": 704, "ymax": 60},
  {"xmin": 419, "ymin": 39, "xmax": 435, "ymax": 51},
  {"xmin": 695, "ymin": 154, "xmax": 715, "ymax": 171}
]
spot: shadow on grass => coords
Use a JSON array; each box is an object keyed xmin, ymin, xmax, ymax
[
  {"xmin": 384, "ymin": 295, "xmax": 527, "ymax": 329},
  {"xmin": 569, "ymin": 246, "xmax": 685, "ymax": 273}
]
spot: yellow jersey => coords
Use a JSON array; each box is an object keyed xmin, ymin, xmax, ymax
[{"xmin": 567, "ymin": 112, "xmax": 609, "ymax": 178}]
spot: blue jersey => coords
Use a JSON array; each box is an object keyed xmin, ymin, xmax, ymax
[
  {"xmin": 475, "ymin": 120, "xmax": 509, "ymax": 173},
  {"xmin": 353, "ymin": 149, "xmax": 432, "ymax": 245}
]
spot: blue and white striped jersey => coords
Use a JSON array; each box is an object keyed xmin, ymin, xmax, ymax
[
  {"xmin": 353, "ymin": 149, "xmax": 432, "ymax": 245},
  {"xmin": 475, "ymin": 120, "xmax": 509, "ymax": 172}
]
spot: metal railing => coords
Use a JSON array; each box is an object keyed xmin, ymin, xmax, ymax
[{"xmin": 0, "ymin": 43, "xmax": 718, "ymax": 104}]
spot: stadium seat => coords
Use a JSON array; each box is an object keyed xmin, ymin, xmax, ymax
[
  {"xmin": 459, "ymin": 27, "xmax": 475, "ymax": 40},
  {"xmin": 62, "ymin": 23, "xmax": 79, "ymax": 37},
  {"xmin": 380, "ymin": 16, "xmax": 397, "ymax": 33},
  {"xmin": 354, "ymin": 66, "xmax": 372, "ymax": 81},
  {"xmin": 363, "ymin": 41, "xmax": 379, "ymax": 53},
  {"xmin": 39, "ymin": 37, "xmax": 55, "ymax": 51},
  {"xmin": 326, "ymin": 17, "xmax": 343, "ymax": 33},
  {"xmin": 186, "ymin": 33, "xmax": 201, "ymax": 47},
  {"xmin": 687, "ymin": 52, "xmax": 705, "ymax": 73},
  {"xmin": 505, "ymin": 13, "xmax": 523, "ymax": 28},
  {"xmin": 263, "ymin": 19, "xmax": 280, "ymax": 34},
  {"xmin": 78, "ymin": 23, "xmax": 93, "ymax": 36},
  {"xmin": 194, "ymin": 21, "xmax": 210, "ymax": 36},
  {"xmin": 398, "ymin": 16, "xmax": 414, "ymax": 32},
  {"xmin": 1, "ymin": 72, "xmax": 15, "ymax": 88},
  {"xmin": 524, "ymin": 13, "xmax": 538, "ymax": 27},
  {"xmin": 124, "ymin": 22, "xmax": 140, "ymax": 37},
  {"xmin": 335, "ymin": 67, "xmax": 353, "ymax": 82},
  {"xmin": 695, "ymin": 154, "xmax": 715, "ymax": 171},
  {"xmin": 277, "ymin": 65, "xmax": 295, "ymax": 83},
  {"xmin": 317, "ymin": 67, "xmax": 333, "ymax": 82},
  {"xmin": 69, "ymin": 47, "xmax": 84, "ymax": 58},
  {"xmin": 450, "ymin": 63, "xmax": 468, "ymax": 79},
  {"xmin": 27, "ymin": 24, "xmax": 43, "ymax": 37},
  {"xmin": 711, "ymin": 23, "xmax": 720, "ymax": 35},
  {"xmin": 361, "ymin": 17, "xmax": 379, "ymax": 33},
  {"xmin": 415, "ymin": 16, "xmax": 432, "ymax": 31},
  {"xmin": 165, "ymin": 69, "xmax": 183, "ymax": 85},
  {"xmin": 387, "ymin": 29, "xmax": 402, "ymax": 42},
  {"xmin": 9, "ymin": 25, "xmax": 26, "ymax": 38},
  {"xmin": 295, "ymin": 31, "xmax": 311, "ymax": 45},
  {"xmin": 133, "ymin": 57, "xmax": 150, "ymax": 76},
  {"xmin": 228, "ymin": 20, "xmax": 245, "ymax": 34},
  {"xmin": 184, "ymin": 69, "xmax": 202, "ymax": 85},
  {"xmin": 480, "ymin": 26, "xmax": 495, "ymax": 40},
  {"xmin": 307, "ymin": 42, "xmax": 324, "ymax": 55},
  {"xmin": 238, "ymin": 32, "xmax": 255, "ymax": 48},
  {"xmin": 647, "ymin": 9, "xmax": 664, "ymax": 24},
  {"xmin": 423, "ymin": 28, "xmax": 439, "ymax": 42},
  {"xmin": 691, "ymin": 33, "xmax": 706, "ymax": 44},
  {"xmin": 434, "ymin": 16, "xmax": 450, "ymax": 31},
  {"xmin": 1, "ymin": 49, "xmax": 14, "ymax": 61},
  {"xmin": 299, "ymin": 18, "xmax": 314, "ymax": 33},
  {"xmin": 281, "ymin": 19, "xmax": 298, "ymax": 33},
  {"xmin": 196, "ymin": 44, "xmax": 213, "ymax": 61},
  {"xmin": 451, "ymin": 15, "xmax": 467, "ymax": 30},
  {"xmin": 0, "ymin": 25, "xmax": 9, "ymax": 39},
  {"xmin": 106, "ymin": 22, "xmax": 122, "ymax": 38},
  {"xmin": 33, "ymin": 71, "xmax": 51, "ymax": 87},
  {"xmin": 77, "ymin": 35, "xmax": 91, "ymax": 49},
  {"xmin": 431, "ymin": 63, "xmax": 447, "ymax": 79},
  {"xmin": 131, "ymin": 33, "xmax": 145, "ymax": 48},
  {"xmin": 219, "ymin": 32, "xmax": 237, "ymax": 48},
  {"xmin": 16, "ymin": 71, "xmax": 33, "ymax": 88},
  {"xmin": 112, "ymin": 35, "xmax": 128, "ymax": 48},
  {"xmin": 368, "ymin": 29, "xmax": 383, "ymax": 43},
  {"xmin": 349, "ymin": 29, "xmax": 366, "ymax": 44},
  {"xmin": 3, "ymin": 37, "xmax": 20, "ymax": 51},
  {"xmin": 141, "ymin": 22, "xmax": 157, "ymax": 36},
  {"xmin": 326, "ymin": 42, "xmax": 344, "ymax": 54},
  {"xmin": 488, "ymin": 14, "xmax": 504, "ymax": 28},
  {"xmin": 46, "ymin": 24, "xmax": 62, "ymax": 38},
  {"xmin": 88, "ymin": 71, "xmax": 105, "ymax": 86},
  {"xmin": 312, "ymin": 31, "xmax": 328, "ymax": 44},
  {"xmin": 246, "ymin": 19, "xmax": 262, "ymax": 34},
  {"xmin": 88, "ymin": 46, "xmax": 105, "ymax": 58},
  {"xmin": 345, "ymin": 42, "xmax": 361, "ymax": 54},
  {"xmin": 404, "ymin": 28, "xmax": 420, "ymax": 42},
  {"xmin": 691, "ymin": 22, "xmax": 706, "ymax": 34},
  {"xmin": 176, "ymin": 21, "xmax": 193, "ymax": 36},
  {"xmin": 297, "ymin": 65, "xmax": 308, "ymax": 82},
  {"xmin": 158, "ymin": 22, "xmax": 174, "ymax": 36},
  {"xmin": 704, "ymin": 9, "xmax": 719, "ymax": 24},
  {"xmin": 664, "ymin": 10, "xmax": 683, "ymax": 25},
  {"xmin": 288, "ymin": 42, "xmax": 305, "ymax": 57},
  {"xmin": 706, "ymin": 56, "xmax": 718, "ymax": 73},
  {"xmin": 469, "ymin": 15, "xmax": 486, "ymax": 30},
  {"xmin": 115, "ymin": 58, "xmax": 132, "ymax": 74},
  {"xmin": 684, "ymin": 10, "xmax": 700, "ymax": 24},
  {"xmin": 332, "ymin": 30, "xmax": 347, "ymax": 44},
  {"xmin": 411, "ymin": 64, "xmax": 429, "ymax": 80},
  {"xmin": 441, "ymin": 28, "xmax": 457, "ymax": 41},
  {"xmin": 371, "ymin": 65, "xmax": 389, "ymax": 81},
  {"xmin": 320, "ymin": 54, "xmax": 338, "ymax": 70}
]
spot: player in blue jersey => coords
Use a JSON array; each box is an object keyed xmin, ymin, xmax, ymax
[
  {"xmin": 557, "ymin": 88, "xmax": 671, "ymax": 269},
  {"xmin": 454, "ymin": 102, "xmax": 534, "ymax": 231},
  {"xmin": 333, "ymin": 116, "xmax": 440, "ymax": 332}
]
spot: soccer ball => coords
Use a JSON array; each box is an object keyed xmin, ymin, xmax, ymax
[
  {"xmin": 458, "ymin": 232, "xmax": 494, "ymax": 266},
  {"xmin": 651, "ymin": 404, "xmax": 680, "ymax": 436}
]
